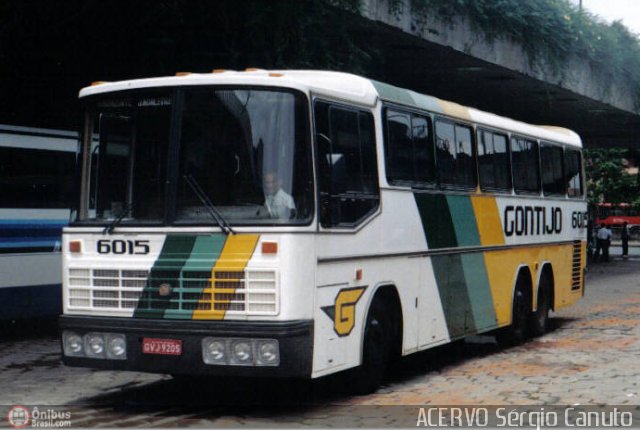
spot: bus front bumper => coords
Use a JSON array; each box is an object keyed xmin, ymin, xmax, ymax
[{"xmin": 59, "ymin": 315, "xmax": 313, "ymax": 378}]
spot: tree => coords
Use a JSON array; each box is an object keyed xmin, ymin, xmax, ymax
[{"xmin": 584, "ymin": 148, "xmax": 639, "ymax": 207}]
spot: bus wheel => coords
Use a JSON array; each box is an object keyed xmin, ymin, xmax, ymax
[
  {"xmin": 530, "ymin": 275, "xmax": 550, "ymax": 337},
  {"xmin": 348, "ymin": 298, "xmax": 392, "ymax": 395},
  {"xmin": 497, "ymin": 281, "xmax": 530, "ymax": 346}
]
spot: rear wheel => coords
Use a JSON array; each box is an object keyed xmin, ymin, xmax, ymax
[
  {"xmin": 530, "ymin": 276, "xmax": 550, "ymax": 337},
  {"xmin": 348, "ymin": 299, "xmax": 392, "ymax": 395},
  {"xmin": 497, "ymin": 281, "xmax": 530, "ymax": 346}
]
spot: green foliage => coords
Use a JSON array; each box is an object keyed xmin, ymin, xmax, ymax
[
  {"xmin": 584, "ymin": 148, "xmax": 639, "ymax": 206},
  {"xmin": 397, "ymin": 0, "xmax": 640, "ymax": 106}
]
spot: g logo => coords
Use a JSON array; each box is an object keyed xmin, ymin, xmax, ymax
[{"xmin": 322, "ymin": 287, "xmax": 367, "ymax": 337}]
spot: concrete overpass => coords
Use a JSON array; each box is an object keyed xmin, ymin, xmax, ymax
[{"xmin": 353, "ymin": 0, "xmax": 640, "ymax": 148}]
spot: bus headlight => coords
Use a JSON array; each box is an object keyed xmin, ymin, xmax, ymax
[
  {"xmin": 256, "ymin": 340, "xmax": 280, "ymax": 366},
  {"xmin": 84, "ymin": 332, "xmax": 105, "ymax": 358},
  {"xmin": 202, "ymin": 338, "xmax": 226, "ymax": 365},
  {"xmin": 230, "ymin": 340, "xmax": 253, "ymax": 365},
  {"xmin": 63, "ymin": 331, "xmax": 126, "ymax": 360},
  {"xmin": 62, "ymin": 331, "xmax": 84, "ymax": 357},
  {"xmin": 106, "ymin": 334, "xmax": 127, "ymax": 359},
  {"xmin": 201, "ymin": 338, "xmax": 279, "ymax": 366}
]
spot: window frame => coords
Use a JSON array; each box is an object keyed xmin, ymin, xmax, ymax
[
  {"xmin": 510, "ymin": 134, "xmax": 541, "ymax": 195},
  {"xmin": 476, "ymin": 127, "xmax": 512, "ymax": 194},
  {"xmin": 313, "ymin": 98, "xmax": 380, "ymax": 230},
  {"xmin": 564, "ymin": 146, "xmax": 585, "ymax": 199},
  {"xmin": 382, "ymin": 105, "xmax": 436, "ymax": 189},
  {"xmin": 77, "ymin": 85, "xmax": 315, "ymax": 227},
  {"xmin": 0, "ymin": 145, "xmax": 77, "ymax": 209},
  {"xmin": 434, "ymin": 117, "xmax": 478, "ymax": 191},
  {"xmin": 540, "ymin": 141, "xmax": 566, "ymax": 197}
]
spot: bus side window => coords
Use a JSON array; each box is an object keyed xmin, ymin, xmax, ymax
[
  {"xmin": 564, "ymin": 148, "xmax": 583, "ymax": 198},
  {"xmin": 541, "ymin": 142, "xmax": 565, "ymax": 196},
  {"xmin": 435, "ymin": 120, "xmax": 476, "ymax": 189},
  {"xmin": 412, "ymin": 115, "xmax": 435, "ymax": 184},
  {"xmin": 385, "ymin": 109, "xmax": 413, "ymax": 183},
  {"xmin": 0, "ymin": 146, "xmax": 75, "ymax": 209},
  {"xmin": 314, "ymin": 101, "xmax": 379, "ymax": 228},
  {"xmin": 511, "ymin": 136, "xmax": 540, "ymax": 194},
  {"xmin": 384, "ymin": 108, "xmax": 434, "ymax": 187},
  {"xmin": 477, "ymin": 129, "xmax": 511, "ymax": 192}
]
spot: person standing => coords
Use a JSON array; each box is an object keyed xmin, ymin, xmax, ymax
[
  {"xmin": 596, "ymin": 223, "xmax": 613, "ymax": 262},
  {"xmin": 621, "ymin": 221, "xmax": 630, "ymax": 259}
]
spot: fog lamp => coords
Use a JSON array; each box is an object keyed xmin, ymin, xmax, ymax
[
  {"xmin": 256, "ymin": 340, "xmax": 280, "ymax": 366},
  {"xmin": 202, "ymin": 338, "xmax": 227, "ymax": 365},
  {"xmin": 106, "ymin": 334, "xmax": 127, "ymax": 359},
  {"xmin": 63, "ymin": 331, "xmax": 84, "ymax": 357},
  {"xmin": 84, "ymin": 333, "xmax": 105, "ymax": 358},
  {"xmin": 230, "ymin": 340, "xmax": 253, "ymax": 365}
]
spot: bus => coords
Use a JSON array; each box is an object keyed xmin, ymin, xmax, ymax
[
  {"xmin": 59, "ymin": 70, "xmax": 587, "ymax": 393},
  {"xmin": 595, "ymin": 203, "xmax": 640, "ymax": 228},
  {"xmin": 0, "ymin": 124, "xmax": 77, "ymax": 320}
]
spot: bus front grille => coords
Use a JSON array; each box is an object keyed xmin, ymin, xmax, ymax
[
  {"xmin": 67, "ymin": 268, "xmax": 148, "ymax": 310},
  {"xmin": 66, "ymin": 267, "xmax": 278, "ymax": 316}
]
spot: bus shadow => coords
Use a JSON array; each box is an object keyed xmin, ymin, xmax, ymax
[
  {"xmin": 387, "ymin": 316, "xmax": 577, "ymax": 385},
  {"xmin": 76, "ymin": 373, "xmax": 351, "ymax": 418}
]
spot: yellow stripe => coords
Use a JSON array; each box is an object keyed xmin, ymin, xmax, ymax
[
  {"xmin": 193, "ymin": 234, "xmax": 260, "ymax": 320},
  {"xmin": 471, "ymin": 196, "xmax": 505, "ymax": 246},
  {"xmin": 470, "ymin": 197, "xmax": 582, "ymax": 325},
  {"xmin": 437, "ymin": 99, "xmax": 472, "ymax": 121},
  {"xmin": 484, "ymin": 244, "xmax": 580, "ymax": 326}
]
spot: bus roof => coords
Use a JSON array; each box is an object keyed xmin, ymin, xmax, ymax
[{"xmin": 80, "ymin": 70, "xmax": 582, "ymax": 148}]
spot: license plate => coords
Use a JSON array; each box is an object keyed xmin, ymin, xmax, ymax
[{"xmin": 142, "ymin": 338, "xmax": 182, "ymax": 356}]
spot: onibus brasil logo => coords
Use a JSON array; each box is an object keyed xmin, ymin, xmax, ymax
[
  {"xmin": 7, "ymin": 406, "xmax": 30, "ymax": 429},
  {"xmin": 6, "ymin": 406, "xmax": 71, "ymax": 428}
]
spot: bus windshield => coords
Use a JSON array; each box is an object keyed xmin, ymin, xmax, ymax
[{"xmin": 80, "ymin": 87, "xmax": 312, "ymax": 226}]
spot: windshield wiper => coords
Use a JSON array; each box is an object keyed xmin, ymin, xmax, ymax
[
  {"xmin": 183, "ymin": 175, "xmax": 235, "ymax": 235},
  {"xmin": 103, "ymin": 202, "xmax": 134, "ymax": 235}
]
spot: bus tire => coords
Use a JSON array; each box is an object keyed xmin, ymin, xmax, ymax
[
  {"xmin": 530, "ymin": 273, "xmax": 551, "ymax": 337},
  {"xmin": 497, "ymin": 277, "xmax": 530, "ymax": 346},
  {"xmin": 348, "ymin": 298, "xmax": 392, "ymax": 395}
]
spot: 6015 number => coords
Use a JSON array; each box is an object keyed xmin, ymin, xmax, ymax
[{"xmin": 97, "ymin": 239, "xmax": 150, "ymax": 255}]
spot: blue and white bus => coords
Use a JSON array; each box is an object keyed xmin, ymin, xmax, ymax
[{"xmin": 0, "ymin": 124, "xmax": 77, "ymax": 320}]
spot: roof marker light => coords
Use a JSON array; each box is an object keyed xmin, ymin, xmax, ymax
[
  {"xmin": 90, "ymin": 81, "xmax": 108, "ymax": 86},
  {"xmin": 269, "ymin": 73, "xmax": 284, "ymax": 77},
  {"xmin": 212, "ymin": 69, "xmax": 226, "ymax": 74},
  {"xmin": 175, "ymin": 72, "xmax": 192, "ymax": 76}
]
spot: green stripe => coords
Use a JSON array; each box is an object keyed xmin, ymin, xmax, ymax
[
  {"xmin": 181, "ymin": 235, "xmax": 226, "ymax": 272},
  {"xmin": 446, "ymin": 195, "xmax": 481, "ymax": 247},
  {"xmin": 134, "ymin": 235, "xmax": 197, "ymax": 318},
  {"xmin": 371, "ymin": 80, "xmax": 442, "ymax": 113},
  {"xmin": 461, "ymin": 253, "xmax": 497, "ymax": 331},
  {"xmin": 417, "ymin": 193, "xmax": 497, "ymax": 338},
  {"xmin": 371, "ymin": 80, "xmax": 416, "ymax": 106},
  {"xmin": 431, "ymin": 254, "xmax": 475, "ymax": 338},
  {"xmin": 414, "ymin": 194, "xmax": 457, "ymax": 249},
  {"xmin": 164, "ymin": 235, "xmax": 226, "ymax": 319}
]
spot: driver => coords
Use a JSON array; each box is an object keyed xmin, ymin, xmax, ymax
[{"xmin": 263, "ymin": 172, "xmax": 295, "ymax": 219}]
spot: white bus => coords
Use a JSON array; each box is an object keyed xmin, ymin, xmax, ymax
[
  {"xmin": 60, "ymin": 70, "xmax": 586, "ymax": 393},
  {"xmin": 0, "ymin": 124, "xmax": 77, "ymax": 320}
]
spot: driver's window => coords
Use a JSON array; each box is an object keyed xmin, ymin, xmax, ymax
[{"xmin": 314, "ymin": 101, "xmax": 379, "ymax": 228}]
